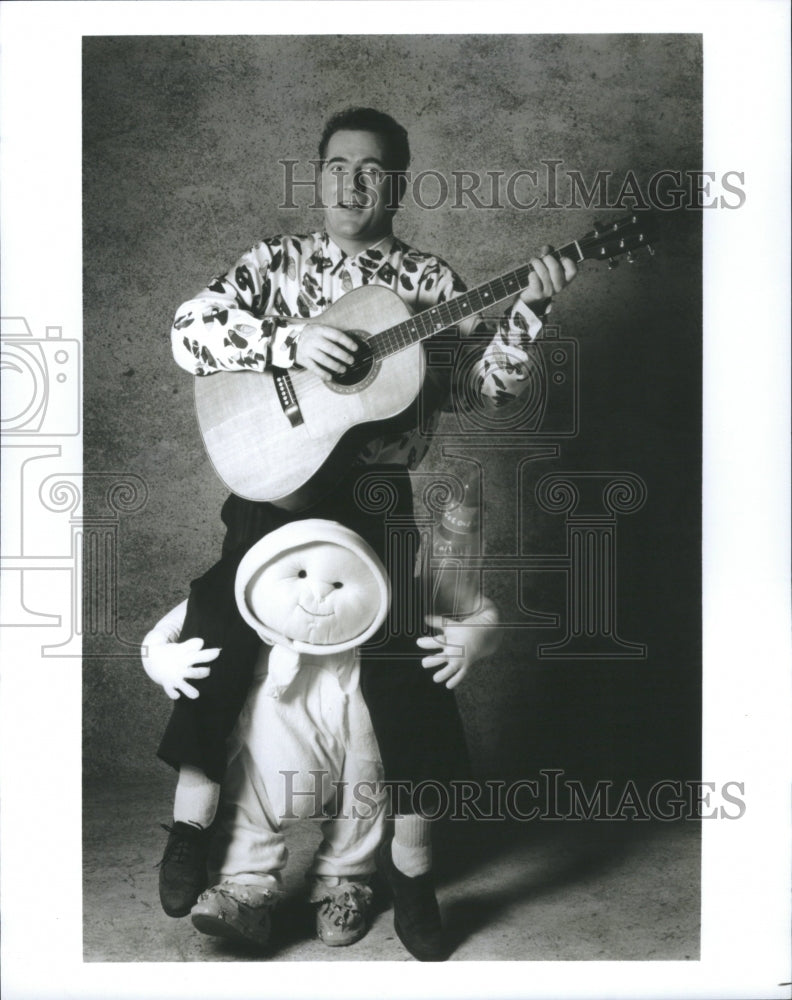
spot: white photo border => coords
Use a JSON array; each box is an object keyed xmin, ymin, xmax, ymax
[{"xmin": 1, "ymin": 2, "xmax": 790, "ymax": 999}]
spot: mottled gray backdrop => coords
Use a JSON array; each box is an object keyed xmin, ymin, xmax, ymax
[{"xmin": 83, "ymin": 35, "xmax": 702, "ymax": 790}]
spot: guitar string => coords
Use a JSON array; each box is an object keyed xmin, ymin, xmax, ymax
[
  {"xmin": 364, "ymin": 223, "xmax": 649, "ymax": 363},
  {"xmin": 279, "ymin": 221, "xmax": 649, "ymax": 399},
  {"xmin": 315, "ymin": 249, "xmax": 569, "ymax": 387}
]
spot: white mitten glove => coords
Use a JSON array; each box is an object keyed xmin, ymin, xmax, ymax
[
  {"xmin": 141, "ymin": 599, "xmax": 220, "ymax": 700},
  {"xmin": 417, "ymin": 595, "xmax": 501, "ymax": 690}
]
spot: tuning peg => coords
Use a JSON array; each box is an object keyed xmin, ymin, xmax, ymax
[
  {"xmin": 607, "ymin": 257, "xmax": 619, "ymax": 269},
  {"xmin": 646, "ymin": 244, "xmax": 655, "ymax": 256},
  {"xmin": 626, "ymin": 251, "xmax": 635, "ymax": 264},
  {"xmin": 593, "ymin": 220, "xmax": 603, "ymax": 235}
]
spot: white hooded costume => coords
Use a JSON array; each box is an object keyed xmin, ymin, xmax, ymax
[{"xmin": 208, "ymin": 520, "xmax": 390, "ymax": 892}]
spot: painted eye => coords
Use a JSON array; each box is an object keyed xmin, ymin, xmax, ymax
[
  {"xmin": 333, "ymin": 582, "xmax": 343, "ymax": 589},
  {"xmin": 298, "ymin": 570, "xmax": 307, "ymax": 578}
]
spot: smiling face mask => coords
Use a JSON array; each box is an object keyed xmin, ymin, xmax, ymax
[
  {"xmin": 247, "ymin": 542, "xmax": 382, "ymax": 646},
  {"xmin": 235, "ymin": 520, "xmax": 391, "ymax": 657}
]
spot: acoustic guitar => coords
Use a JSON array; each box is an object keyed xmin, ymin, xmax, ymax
[{"xmin": 194, "ymin": 214, "xmax": 655, "ymax": 508}]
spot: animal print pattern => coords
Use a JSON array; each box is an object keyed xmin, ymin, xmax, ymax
[{"xmin": 171, "ymin": 231, "xmax": 542, "ymax": 469}]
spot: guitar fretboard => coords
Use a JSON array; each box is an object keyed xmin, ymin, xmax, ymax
[{"xmin": 369, "ymin": 239, "xmax": 581, "ymax": 360}]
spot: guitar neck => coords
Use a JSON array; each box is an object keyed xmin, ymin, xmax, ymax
[{"xmin": 370, "ymin": 239, "xmax": 581, "ymax": 360}]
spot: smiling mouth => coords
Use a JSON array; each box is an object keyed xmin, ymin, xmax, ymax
[{"xmin": 298, "ymin": 604, "xmax": 333, "ymax": 617}]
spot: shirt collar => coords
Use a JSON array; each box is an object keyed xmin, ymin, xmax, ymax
[{"xmin": 320, "ymin": 232, "xmax": 395, "ymax": 275}]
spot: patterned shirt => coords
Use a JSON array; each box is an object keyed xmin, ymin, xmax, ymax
[{"xmin": 171, "ymin": 231, "xmax": 543, "ymax": 468}]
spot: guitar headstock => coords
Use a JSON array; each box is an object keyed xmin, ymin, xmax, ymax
[{"xmin": 578, "ymin": 213, "xmax": 658, "ymax": 268}]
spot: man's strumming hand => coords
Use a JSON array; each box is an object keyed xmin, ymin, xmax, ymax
[{"xmin": 295, "ymin": 324, "xmax": 359, "ymax": 381}]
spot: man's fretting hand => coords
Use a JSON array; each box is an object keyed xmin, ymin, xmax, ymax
[
  {"xmin": 519, "ymin": 244, "xmax": 578, "ymax": 313},
  {"xmin": 295, "ymin": 324, "xmax": 359, "ymax": 380}
]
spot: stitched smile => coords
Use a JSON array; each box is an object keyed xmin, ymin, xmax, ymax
[{"xmin": 298, "ymin": 604, "xmax": 333, "ymax": 617}]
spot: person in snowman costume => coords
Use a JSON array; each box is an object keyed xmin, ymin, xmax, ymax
[
  {"xmin": 145, "ymin": 519, "xmax": 391, "ymax": 949},
  {"xmin": 144, "ymin": 515, "xmax": 502, "ymax": 956}
]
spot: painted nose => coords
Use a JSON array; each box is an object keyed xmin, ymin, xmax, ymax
[{"xmin": 308, "ymin": 579, "xmax": 336, "ymax": 603}]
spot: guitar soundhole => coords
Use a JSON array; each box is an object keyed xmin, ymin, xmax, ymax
[{"xmin": 332, "ymin": 332, "xmax": 375, "ymax": 388}]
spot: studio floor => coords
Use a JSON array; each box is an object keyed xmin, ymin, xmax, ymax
[{"xmin": 83, "ymin": 771, "xmax": 700, "ymax": 963}]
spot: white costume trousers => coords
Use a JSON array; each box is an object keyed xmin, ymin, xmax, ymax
[{"xmin": 209, "ymin": 648, "xmax": 386, "ymax": 891}]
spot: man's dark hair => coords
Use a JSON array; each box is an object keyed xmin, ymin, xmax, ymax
[{"xmin": 318, "ymin": 107, "xmax": 411, "ymax": 174}]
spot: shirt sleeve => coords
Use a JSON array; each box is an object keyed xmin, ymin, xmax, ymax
[
  {"xmin": 476, "ymin": 297, "xmax": 544, "ymax": 408},
  {"xmin": 417, "ymin": 258, "xmax": 545, "ymax": 410},
  {"xmin": 170, "ymin": 243, "xmax": 306, "ymax": 376}
]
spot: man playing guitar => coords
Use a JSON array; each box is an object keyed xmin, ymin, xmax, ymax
[{"xmin": 154, "ymin": 106, "xmax": 576, "ymax": 960}]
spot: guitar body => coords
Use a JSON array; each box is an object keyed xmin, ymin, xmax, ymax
[
  {"xmin": 192, "ymin": 215, "xmax": 656, "ymax": 509},
  {"xmin": 194, "ymin": 284, "xmax": 424, "ymax": 508}
]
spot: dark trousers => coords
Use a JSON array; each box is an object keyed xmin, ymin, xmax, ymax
[{"xmin": 158, "ymin": 466, "xmax": 469, "ymax": 810}]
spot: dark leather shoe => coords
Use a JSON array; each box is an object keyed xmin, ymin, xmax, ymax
[
  {"xmin": 376, "ymin": 839, "xmax": 452, "ymax": 961},
  {"xmin": 158, "ymin": 822, "xmax": 210, "ymax": 917}
]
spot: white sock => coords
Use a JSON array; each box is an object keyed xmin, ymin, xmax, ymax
[
  {"xmin": 392, "ymin": 814, "xmax": 432, "ymax": 877},
  {"xmin": 173, "ymin": 765, "xmax": 220, "ymax": 829}
]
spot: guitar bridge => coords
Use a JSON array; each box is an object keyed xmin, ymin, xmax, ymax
[{"xmin": 272, "ymin": 368, "xmax": 304, "ymax": 427}]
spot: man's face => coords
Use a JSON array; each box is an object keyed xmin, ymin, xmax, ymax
[{"xmin": 321, "ymin": 129, "xmax": 398, "ymax": 253}]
